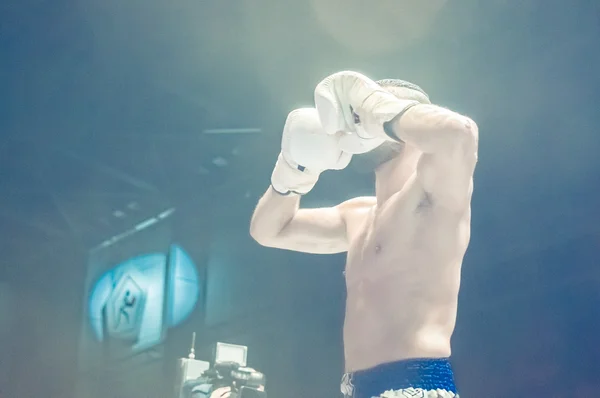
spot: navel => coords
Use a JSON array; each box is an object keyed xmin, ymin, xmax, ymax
[{"xmin": 374, "ymin": 244, "xmax": 382, "ymax": 254}]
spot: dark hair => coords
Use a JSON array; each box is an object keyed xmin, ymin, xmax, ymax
[
  {"xmin": 350, "ymin": 140, "xmax": 404, "ymax": 174},
  {"xmin": 376, "ymin": 79, "xmax": 430, "ymax": 102}
]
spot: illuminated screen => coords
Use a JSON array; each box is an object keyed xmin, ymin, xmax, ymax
[
  {"xmin": 78, "ymin": 210, "xmax": 200, "ymax": 376},
  {"xmin": 215, "ymin": 342, "xmax": 248, "ymax": 366}
]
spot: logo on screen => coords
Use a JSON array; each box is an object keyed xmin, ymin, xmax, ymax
[
  {"xmin": 106, "ymin": 274, "xmax": 146, "ymax": 340},
  {"xmin": 88, "ymin": 244, "xmax": 200, "ymax": 350}
]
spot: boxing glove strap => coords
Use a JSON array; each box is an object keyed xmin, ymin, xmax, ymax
[
  {"xmin": 271, "ymin": 162, "xmax": 307, "ymax": 196},
  {"xmin": 270, "ymin": 154, "xmax": 318, "ymax": 196},
  {"xmin": 382, "ymin": 102, "xmax": 420, "ymax": 143},
  {"xmin": 270, "ymin": 185, "xmax": 301, "ymax": 196}
]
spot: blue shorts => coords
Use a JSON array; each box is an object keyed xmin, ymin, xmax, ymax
[{"xmin": 340, "ymin": 358, "xmax": 458, "ymax": 398}]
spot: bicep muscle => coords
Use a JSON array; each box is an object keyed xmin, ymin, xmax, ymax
[{"xmin": 268, "ymin": 206, "xmax": 349, "ymax": 254}]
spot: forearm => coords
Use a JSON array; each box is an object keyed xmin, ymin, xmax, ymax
[
  {"xmin": 249, "ymin": 186, "xmax": 300, "ymax": 243},
  {"xmin": 385, "ymin": 104, "xmax": 477, "ymax": 154}
]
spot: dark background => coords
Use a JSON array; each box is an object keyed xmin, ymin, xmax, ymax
[{"xmin": 1, "ymin": 1, "xmax": 599, "ymax": 397}]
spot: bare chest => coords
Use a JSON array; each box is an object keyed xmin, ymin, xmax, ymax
[{"xmin": 344, "ymin": 192, "xmax": 470, "ymax": 285}]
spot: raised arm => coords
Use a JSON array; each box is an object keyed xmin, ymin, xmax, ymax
[
  {"xmin": 250, "ymin": 187, "xmax": 348, "ymax": 254},
  {"xmin": 386, "ymin": 105, "xmax": 478, "ymax": 211},
  {"xmin": 249, "ymin": 108, "xmax": 352, "ymax": 254}
]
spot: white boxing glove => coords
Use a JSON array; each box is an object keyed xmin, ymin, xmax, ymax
[
  {"xmin": 271, "ymin": 108, "xmax": 352, "ymax": 195},
  {"xmin": 314, "ymin": 71, "xmax": 420, "ymax": 154}
]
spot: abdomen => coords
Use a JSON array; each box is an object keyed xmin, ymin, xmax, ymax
[
  {"xmin": 342, "ymin": 202, "xmax": 469, "ymax": 372},
  {"xmin": 343, "ymin": 260, "xmax": 461, "ymax": 372}
]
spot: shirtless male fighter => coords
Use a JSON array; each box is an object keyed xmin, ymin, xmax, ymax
[{"xmin": 250, "ymin": 71, "xmax": 478, "ymax": 398}]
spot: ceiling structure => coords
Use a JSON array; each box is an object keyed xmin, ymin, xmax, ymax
[{"xmin": 1, "ymin": 0, "xmax": 599, "ymax": 283}]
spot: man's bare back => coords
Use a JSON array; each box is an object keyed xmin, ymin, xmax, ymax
[{"xmin": 250, "ymin": 74, "xmax": 477, "ymax": 397}]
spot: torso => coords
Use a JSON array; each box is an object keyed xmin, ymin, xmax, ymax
[{"xmin": 341, "ymin": 174, "xmax": 471, "ymax": 372}]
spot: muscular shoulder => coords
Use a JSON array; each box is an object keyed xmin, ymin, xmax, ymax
[
  {"xmin": 337, "ymin": 196, "xmax": 376, "ymax": 211},
  {"xmin": 337, "ymin": 196, "xmax": 376, "ymax": 224},
  {"xmin": 336, "ymin": 197, "xmax": 375, "ymax": 238}
]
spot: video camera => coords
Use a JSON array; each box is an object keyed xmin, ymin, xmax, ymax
[
  {"xmin": 195, "ymin": 361, "xmax": 266, "ymax": 398},
  {"xmin": 179, "ymin": 342, "xmax": 266, "ymax": 398}
]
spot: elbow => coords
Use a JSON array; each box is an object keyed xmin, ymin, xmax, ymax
[
  {"xmin": 456, "ymin": 117, "xmax": 478, "ymax": 146},
  {"xmin": 249, "ymin": 222, "xmax": 276, "ymax": 247},
  {"xmin": 446, "ymin": 116, "xmax": 478, "ymax": 153},
  {"xmin": 249, "ymin": 222, "xmax": 265, "ymax": 245},
  {"xmin": 249, "ymin": 229, "xmax": 269, "ymax": 247}
]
